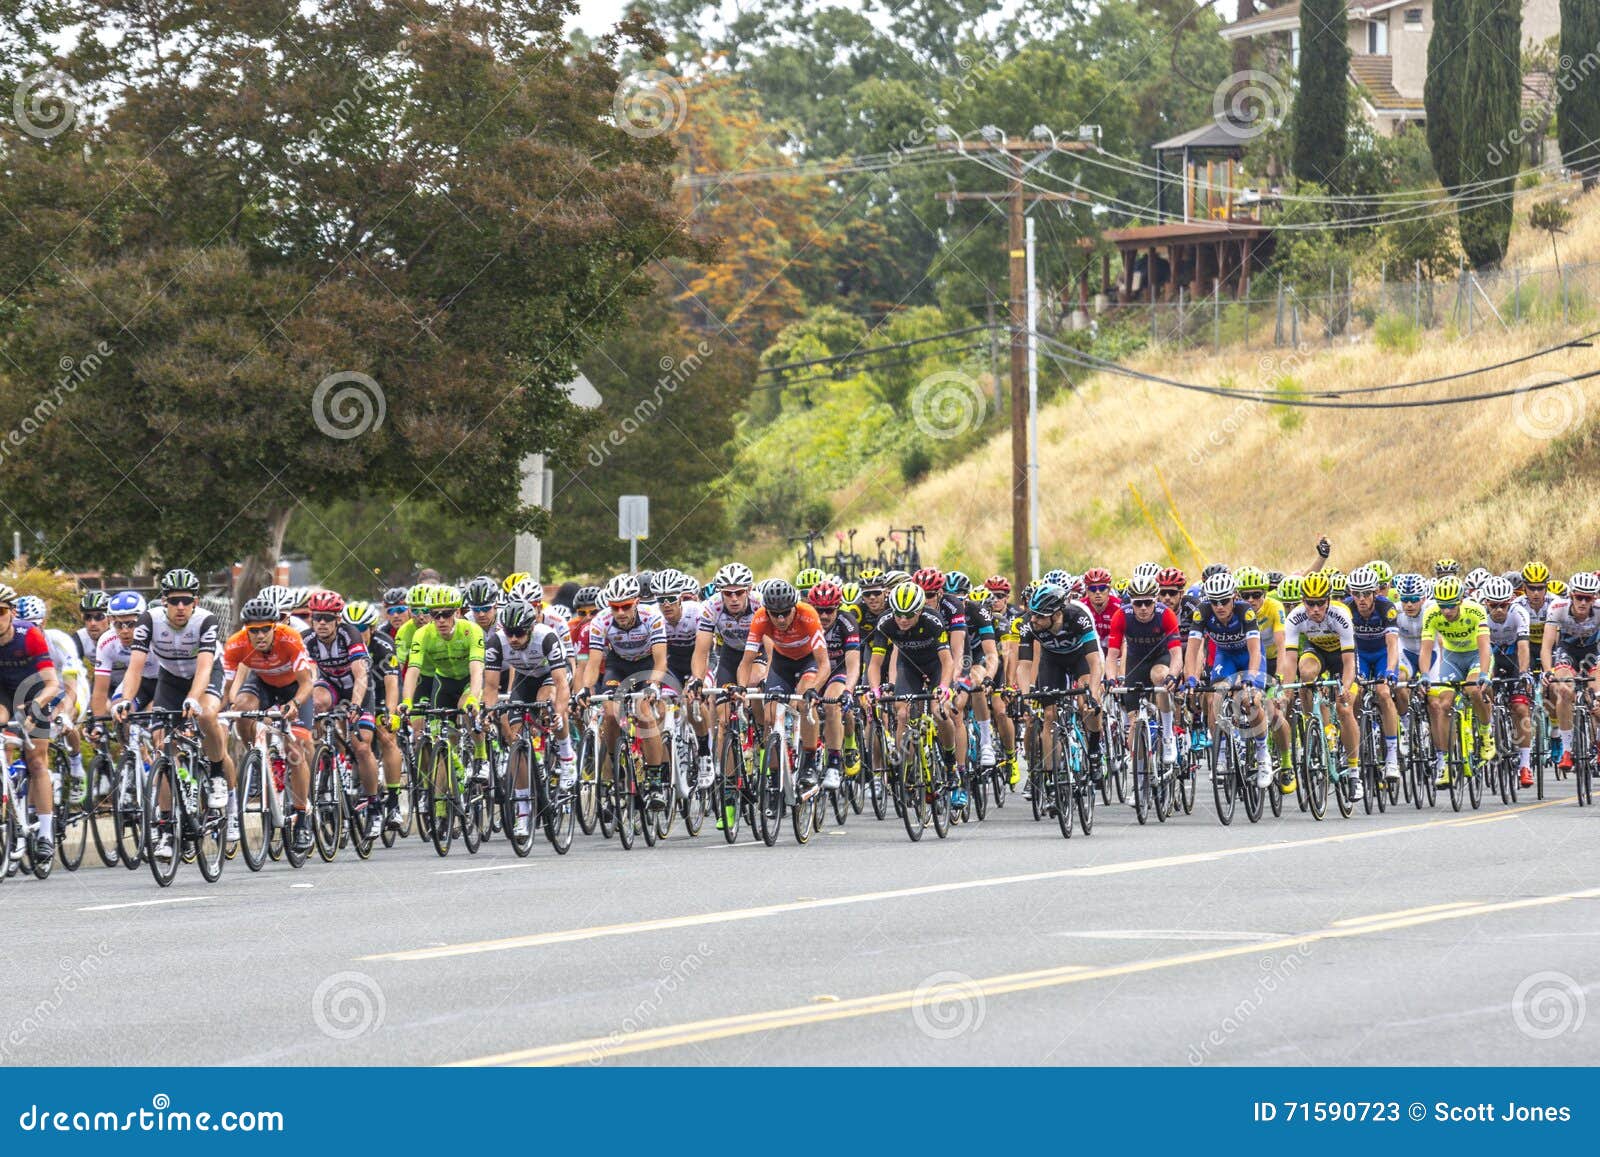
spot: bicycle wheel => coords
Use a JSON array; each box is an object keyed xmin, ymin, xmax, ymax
[
  {"xmin": 684, "ymin": 773, "xmax": 709, "ymax": 838},
  {"xmin": 869, "ymin": 720, "xmax": 890, "ymax": 821},
  {"xmin": 459, "ymin": 741, "xmax": 486, "ymax": 855},
  {"xmin": 757, "ymin": 735, "xmax": 783, "ymax": 848},
  {"xmin": 929, "ymin": 743, "xmax": 952, "ymax": 840},
  {"xmin": 542, "ymin": 750, "xmax": 576, "ymax": 856},
  {"xmin": 1049, "ymin": 737, "xmax": 1073, "ymax": 839},
  {"xmin": 1241, "ymin": 743, "xmax": 1264, "ymax": 824},
  {"xmin": 1210, "ymin": 733, "xmax": 1235, "ymax": 826},
  {"xmin": 0, "ymin": 772, "xmax": 14, "ymax": 882},
  {"xmin": 1359, "ymin": 726, "xmax": 1377, "ymax": 816},
  {"xmin": 419, "ymin": 740, "xmax": 451, "ymax": 856},
  {"xmin": 578, "ymin": 730, "xmax": 601, "ymax": 835},
  {"xmin": 311, "ymin": 746, "xmax": 343, "ymax": 863},
  {"xmin": 236, "ymin": 750, "xmax": 268, "ymax": 871},
  {"xmin": 899, "ymin": 738, "xmax": 927, "ymax": 843},
  {"xmin": 54, "ymin": 746, "xmax": 89, "ymax": 872},
  {"xmin": 714, "ymin": 729, "xmax": 742, "ymax": 844},
  {"xmin": 1445, "ymin": 710, "xmax": 1466, "ymax": 812},
  {"xmin": 640, "ymin": 760, "xmax": 663, "ymax": 848},
  {"xmin": 193, "ymin": 785, "xmax": 227, "ymax": 884},
  {"xmin": 502, "ymin": 738, "xmax": 533, "ymax": 856},
  {"xmin": 144, "ymin": 759, "xmax": 179, "ymax": 888},
  {"xmin": 1131, "ymin": 723, "xmax": 1151, "ymax": 826},
  {"xmin": 615, "ymin": 748, "xmax": 639, "ymax": 850},
  {"xmin": 1575, "ymin": 709, "xmax": 1594, "ymax": 806},
  {"xmin": 1178, "ymin": 735, "xmax": 1197, "ymax": 815},
  {"xmin": 1074, "ymin": 744, "xmax": 1096, "ymax": 836},
  {"xmin": 1026, "ymin": 717, "xmax": 1046, "ymax": 822},
  {"xmin": 381, "ymin": 743, "xmax": 414, "ymax": 848},
  {"xmin": 1303, "ymin": 721, "xmax": 1328, "ymax": 821},
  {"xmin": 831, "ymin": 774, "xmax": 850, "ymax": 826},
  {"xmin": 1534, "ymin": 706, "xmax": 1547, "ymax": 800},
  {"xmin": 88, "ymin": 753, "xmax": 121, "ymax": 868}
]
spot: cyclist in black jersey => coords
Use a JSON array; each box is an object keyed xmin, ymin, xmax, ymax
[
  {"xmin": 867, "ymin": 582, "xmax": 960, "ymax": 794},
  {"xmin": 1014, "ymin": 582, "xmax": 1105, "ymax": 787}
]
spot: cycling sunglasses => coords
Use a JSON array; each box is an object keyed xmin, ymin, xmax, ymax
[
  {"xmin": 386, "ymin": 605, "xmax": 407, "ymax": 614},
  {"xmin": 245, "ymin": 624, "xmax": 275, "ymax": 635},
  {"xmin": 164, "ymin": 595, "xmax": 195, "ymax": 607},
  {"xmin": 1130, "ymin": 599, "xmax": 1155, "ymax": 609},
  {"xmin": 1303, "ymin": 599, "xmax": 1329, "ymax": 608},
  {"xmin": 468, "ymin": 604, "xmax": 495, "ymax": 614},
  {"xmin": 310, "ymin": 613, "xmax": 338, "ymax": 623},
  {"xmin": 83, "ymin": 611, "xmax": 107, "ymax": 622},
  {"xmin": 431, "ymin": 608, "xmax": 458, "ymax": 619},
  {"xmin": 1087, "ymin": 584, "xmax": 1110, "ymax": 593}
]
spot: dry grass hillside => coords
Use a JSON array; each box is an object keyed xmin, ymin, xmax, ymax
[{"xmin": 866, "ymin": 183, "xmax": 1600, "ymax": 578}]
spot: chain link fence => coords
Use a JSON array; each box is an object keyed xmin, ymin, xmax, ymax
[{"xmin": 1124, "ymin": 258, "xmax": 1600, "ymax": 355}]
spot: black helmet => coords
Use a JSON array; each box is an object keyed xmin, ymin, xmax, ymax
[
  {"xmin": 160, "ymin": 568, "xmax": 201, "ymax": 595},
  {"xmin": 79, "ymin": 589, "xmax": 111, "ymax": 612},
  {"xmin": 382, "ymin": 586, "xmax": 409, "ymax": 607},
  {"xmin": 574, "ymin": 585, "xmax": 601, "ymax": 610},
  {"xmin": 239, "ymin": 596, "xmax": 278, "ymax": 625},
  {"xmin": 763, "ymin": 579, "xmax": 799, "ymax": 614},
  {"xmin": 1201, "ymin": 563, "xmax": 1227, "ymax": 581}
]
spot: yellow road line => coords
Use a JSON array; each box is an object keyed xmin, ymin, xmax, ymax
[
  {"xmin": 457, "ymin": 885, "xmax": 1600, "ymax": 1067},
  {"xmin": 1329, "ymin": 901, "xmax": 1479, "ymax": 926},
  {"xmin": 362, "ymin": 800, "xmax": 1560, "ymax": 963}
]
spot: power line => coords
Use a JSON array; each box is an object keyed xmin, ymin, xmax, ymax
[
  {"xmin": 752, "ymin": 341, "xmax": 993, "ymax": 390},
  {"xmin": 757, "ymin": 323, "xmax": 997, "ymax": 375}
]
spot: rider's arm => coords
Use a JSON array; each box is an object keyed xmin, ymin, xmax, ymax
[
  {"xmin": 115, "ymin": 648, "xmax": 146, "ymax": 705},
  {"xmin": 648, "ymin": 641, "xmax": 667, "ymax": 687},
  {"xmin": 188, "ymin": 648, "xmax": 215, "ymax": 702},
  {"xmin": 290, "ymin": 665, "xmax": 314, "ymax": 711},
  {"xmin": 467, "ymin": 658, "xmax": 485, "ymax": 703}
]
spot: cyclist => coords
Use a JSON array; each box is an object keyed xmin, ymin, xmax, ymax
[
  {"xmin": 740, "ymin": 579, "xmax": 831, "ymax": 790},
  {"xmin": 73, "ymin": 589, "xmax": 111, "ymax": 670},
  {"xmin": 1480, "ymin": 576, "xmax": 1534, "ymax": 786},
  {"xmin": 1015, "ymin": 581, "xmax": 1105, "ymax": 795},
  {"xmin": 488, "ymin": 600, "xmax": 575, "ymax": 839},
  {"xmin": 808, "ymin": 580, "xmax": 862, "ymax": 787},
  {"xmin": 0, "ymin": 583, "xmax": 61, "ymax": 863},
  {"xmin": 345, "ymin": 600, "xmax": 407, "ymax": 832},
  {"xmin": 866, "ymin": 581, "xmax": 960, "ymax": 802},
  {"xmin": 15, "ymin": 595, "xmax": 90, "ymax": 799},
  {"xmin": 985, "ymin": 574, "xmax": 1022, "ymax": 783},
  {"xmin": 692, "ymin": 563, "xmax": 761, "ymax": 736},
  {"xmin": 222, "ymin": 594, "xmax": 317, "ymax": 854},
  {"xmin": 1183, "ymin": 571, "xmax": 1270, "ymax": 788},
  {"xmin": 90, "ymin": 591, "xmax": 146, "ymax": 721},
  {"xmin": 1104, "ymin": 573, "xmax": 1183, "ymax": 765},
  {"xmin": 1346, "ymin": 565, "xmax": 1402, "ymax": 782},
  {"xmin": 576, "ymin": 574, "xmax": 668, "ymax": 810},
  {"xmin": 1279, "ymin": 572, "xmax": 1362, "ymax": 799},
  {"xmin": 947, "ymin": 571, "xmax": 999, "ymax": 771},
  {"xmin": 302, "ymin": 589, "xmax": 380, "ymax": 839},
  {"xmin": 1237, "ymin": 566, "xmax": 1292, "ymax": 787},
  {"xmin": 1539, "ymin": 571, "xmax": 1600, "ymax": 774},
  {"xmin": 1417, "ymin": 575, "xmax": 1493, "ymax": 787}
]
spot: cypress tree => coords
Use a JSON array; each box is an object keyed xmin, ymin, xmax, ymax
[
  {"xmin": 1559, "ymin": 0, "xmax": 1600, "ymax": 190},
  {"xmin": 1425, "ymin": 0, "xmax": 1468, "ymax": 192},
  {"xmin": 1458, "ymin": 0, "xmax": 1522, "ymax": 268},
  {"xmin": 1293, "ymin": 0, "xmax": 1350, "ymax": 189}
]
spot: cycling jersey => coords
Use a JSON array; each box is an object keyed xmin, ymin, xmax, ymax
[
  {"xmin": 94, "ymin": 631, "xmax": 134, "ymax": 682},
  {"xmin": 820, "ymin": 610, "xmax": 861, "ymax": 672},
  {"xmin": 586, "ymin": 605, "xmax": 666, "ymax": 663},
  {"xmin": 1421, "ymin": 600, "xmax": 1489, "ymax": 654},
  {"xmin": 1187, "ymin": 604, "xmax": 1258, "ymax": 654},
  {"xmin": 745, "ymin": 604, "xmax": 826, "ymax": 662},
  {"xmin": 394, "ymin": 618, "xmax": 420, "ymax": 673},
  {"xmin": 0, "ymin": 623, "xmax": 53, "ymax": 691},
  {"xmin": 73, "ymin": 626, "xmax": 102, "ymax": 663},
  {"xmin": 962, "ymin": 599, "xmax": 996, "ymax": 655},
  {"xmin": 1394, "ymin": 604, "xmax": 1425, "ymax": 655},
  {"xmin": 1017, "ymin": 603, "xmax": 1099, "ymax": 660},
  {"xmin": 222, "ymin": 624, "xmax": 311, "ymax": 688},
  {"xmin": 1251, "ymin": 595, "xmax": 1285, "ymax": 661},
  {"xmin": 1485, "ymin": 603, "xmax": 1530, "ymax": 651},
  {"xmin": 484, "ymin": 623, "xmax": 565, "ymax": 678},
  {"xmin": 658, "ymin": 607, "xmax": 701, "ymax": 673},
  {"xmin": 934, "ymin": 594, "xmax": 967, "ymax": 636},
  {"xmin": 368, "ymin": 629, "xmax": 400, "ymax": 682},
  {"xmin": 1105, "ymin": 605, "xmax": 1182, "ymax": 670},
  {"xmin": 1346, "ymin": 596, "xmax": 1399, "ymax": 656},
  {"xmin": 868, "ymin": 610, "xmax": 950, "ymax": 672},
  {"xmin": 1086, "ymin": 594, "xmax": 1121, "ymax": 643},
  {"xmin": 130, "ymin": 606, "xmax": 222, "ymax": 679},
  {"xmin": 1284, "ymin": 603, "xmax": 1355, "ymax": 654},
  {"xmin": 407, "ymin": 619, "xmax": 488, "ymax": 679},
  {"xmin": 1515, "ymin": 594, "xmax": 1550, "ymax": 651},
  {"xmin": 695, "ymin": 591, "xmax": 762, "ymax": 652},
  {"xmin": 1544, "ymin": 597, "xmax": 1600, "ymax": 649},
  {"xmin": 300, "ymin": 623, "xmax": 370, "ymax": 687}
]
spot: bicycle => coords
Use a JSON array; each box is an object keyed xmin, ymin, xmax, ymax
[
  {"xmin": 588, "ymin": 689, "xmax": 656, "ymax": 850},
  {"xmin": 879, "ymin": 691, "xmax": 953, "ymax": 841},
  {"xmin": 1547, "ymin": 674, "xmax": 1597, "ymax": 807},
  {"xmin": 1, "ymin": 724, "xmax": 53, "ymax": 881},
  {"xmin": 1119, "ymin": 682, "xmax": 1175, "ymax": 825},
  {"xmin": 46, "ymin": 716, "xmax": 92, "ymax": 871},
  {"xmin": 747, "ymin": 691, "xmax": 825, "ymax": 846},
  {"xmin": 310, "ymin": 710, "xmax": 375, "ymax": 862},
  {"xmin": 492, "ymin": 700, "xmax": 576, "ymax": 856},
  {"xmin": 1400, "ymin": 680, "xmax": 1437, "ymax": 810},
  {"xmin": 410, "ymin": 706, "xmax": 488, "ymax": 857},
  {"xmin": 1486, "ymin": 676, "xmax": 1527, "ymax": 807},
  {"xmin": 1019, "ymin": 688, "xmax": 1098, "ymax": 838},
  {"xmin": 574, "ymin": 700, "xmax": 603, "ymax": 835},
  {"xmin": 131, "ymin": 709, "xmax": 228, "ymax": 887},
  {"xmin": 223, "ymin": 708, "xmax": 306, "ymax": 870},
  {"xmin": 1195, "ymin": 684, "xmax": 1266, "ymax": 826},
  {"xmin": 1351, "ymin": 678, "xmax": 1395, "ymax": 815}
]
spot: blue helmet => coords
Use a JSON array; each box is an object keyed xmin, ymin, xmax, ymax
[
  {"xmin": 1393, "ymin": 573, "xmax": 1426, "ymax": 601},
  {"xmin": 1027, "ymin": 582, "xmax": 1067, "ymax": 617},
  {"xmin": 108, "ymin": 590, "xmax": 147, "ymax": 617}
]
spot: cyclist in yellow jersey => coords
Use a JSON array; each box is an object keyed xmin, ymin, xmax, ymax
[{"xmin": 1416, "ymin": 576, "xmax": 1493, "ymax": 786}]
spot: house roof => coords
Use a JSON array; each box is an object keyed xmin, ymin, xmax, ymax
[
  {"xmin": 1350, "ymin": 54, "xmax": 1425, "ymax": 112},
  {"xmin": 1151, "ymin": 117, "xmax": 1262, "ymax": 152},
  {"xmin": 1222, "ymin": 0, "xmax": 1424, "ymax": 39}
]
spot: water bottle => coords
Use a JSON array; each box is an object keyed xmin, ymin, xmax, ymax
[{"xmin": 180, "ymin": 770, "xmax": 199, "ymax": 815}]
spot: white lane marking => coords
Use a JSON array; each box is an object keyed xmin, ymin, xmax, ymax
[
  {"xmin": 1047, "ymin": 929, "xmax": 1289, "ymax": 943},
  {"xmin": 77, "ymin": 896, "xmax": 209, "ymax": 912},
  {"xmin": 364, "ymin": 800, "xmax": 1558, "ymax": 963},
  {"xmin": 435, "ymin": 862, "xmax": 535, "ymax": 876}
]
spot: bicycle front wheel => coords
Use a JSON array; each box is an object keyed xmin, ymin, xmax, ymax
[{"xmin": 311, "ymin": 746, "xmax": 343, "ymax": 863}]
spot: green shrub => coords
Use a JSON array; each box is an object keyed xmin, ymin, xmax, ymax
[
  {"xmin": 900, "ymin": 442, "xmax": 933, "ymax": 483},
  {"xmin": 1374, "ymin": 313, "xmax": 1420, "ymax": 354}
]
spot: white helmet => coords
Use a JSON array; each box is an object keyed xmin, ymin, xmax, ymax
[
  {"xmin": 1567, "ymin": 572, "xmax": 1600, "ymax": 597},
  {"xmin": 1131, "ymin": 562, "xmax": 1161, "ymax": 581},
  {"xmin": 1126, "ymin": 574, "xmax": 1160, "ymax": 599},
  {"xmin": 1464, "ymin": 567, "xmax": 1492, "ymax": 593},
  {"xmin": 1202, "ymin": 571, "xmax": 1236, "ymax": 600},
  {"xmin": 1347, "ymin": 566, "xmax": 1378, "ymax": 595},
  {"xmin": 714, "ymin": 562, "xmax": 754, "ymax": 590},
  {"xmin": 602, "ymin": 574, "xmax": 640, "ymax": 605},
  {"xmin": 1480, "ymin": 576, "xmax": 1514, "ymax": 603}
]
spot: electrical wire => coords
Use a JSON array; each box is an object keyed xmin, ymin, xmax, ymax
[
  {"xmin": 757, "ymin": 323, "xmax": 997, "ymax": 375},
  {"xmin": 752, "ymin": 341, "xmax": 994, "ymax": 390}
]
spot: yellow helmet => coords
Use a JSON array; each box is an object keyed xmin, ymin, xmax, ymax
[
  {"xmin": 888, "ymin": 581, "xmax": 925, "ymax": 616},
  {"xmin": 502, "ymin": 572, "xmax": 531, "ymax": 594},
  {"xmin": 1521, "ymin": 561, "xmax": 1550, "ymax": 585},
  {"xmin": 970, "ymin": 586, "xmax": 993, "ymax": 604},
  {"xmin": 1432, "ymin": 576, "xmax": 1463, "ymax": 604},
  {"xmin": 795, "ymin": 567, "xmax": 825, "ymax": 591},
  {"xmin": 1300, "ymin": 573, "xmax": 1332, "ymax": 601},
  {"xmin": 1548, "ymin": 578, "xmax": 1568, "ymax": 597}
]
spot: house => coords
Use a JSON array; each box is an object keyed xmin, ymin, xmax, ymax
[{"xmin": 1221, "ymin": 0, "xmax": 1561, "ymax": 136}]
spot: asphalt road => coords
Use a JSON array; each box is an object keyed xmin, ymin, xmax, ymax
[{"xmin": 3, "ymin": 782, "xmax": 1597, "ymax": 1066}]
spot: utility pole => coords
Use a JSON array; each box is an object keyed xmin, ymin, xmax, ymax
[{"xmin": 937, "ymin": 134, "xmax": 1087, "ymax": 591}]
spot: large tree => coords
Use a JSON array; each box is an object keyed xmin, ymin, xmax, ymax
[
  {"xmin": 1426, "ymin": 0, "xmax": 1469, "ymax": 191},
  {"xmin": 1293, "ymin": 0, "xmax": 1350, "ymax": 190},
  {"xmin": 0, "ymin": 2, "xmax": 704, "ymax": 598},
  {"xmin": 1458, "ymin": 0, "xmax": 1522, "ymax": 267},
  {"xmin": 1559, "ymin": 0, "xmax": 1600, "ymax": 190}
]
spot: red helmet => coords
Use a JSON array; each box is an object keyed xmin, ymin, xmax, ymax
[
  {"xmin": 984, "ymin": 574, "xmax": 1011, "ymax": 596},
  {"xmin": 1083, "ymin": 567, "xmax": 1112, "ymax": 586},
  {"xmin": 1156, "ymin": 567, "xmax": 1186, "ymax": 591},
  {"xmin": 912, "ymin": 567, "xmax": 944, "ymax": 594},
  {"xmin": 307, "ymin": 590, "xmax": 345, "ymax": 615},
  {"xmin": 808, "ymin": 581, "xmax": 843, "ymax": 609}
]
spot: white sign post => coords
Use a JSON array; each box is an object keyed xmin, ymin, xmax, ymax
[
  {"xmin": 514, "ymin": 373, "xmax": 603, "ymax": 581},
  {"xmin": 618, "ymin": 495, "xmax": 649, "ymax": 573}
]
